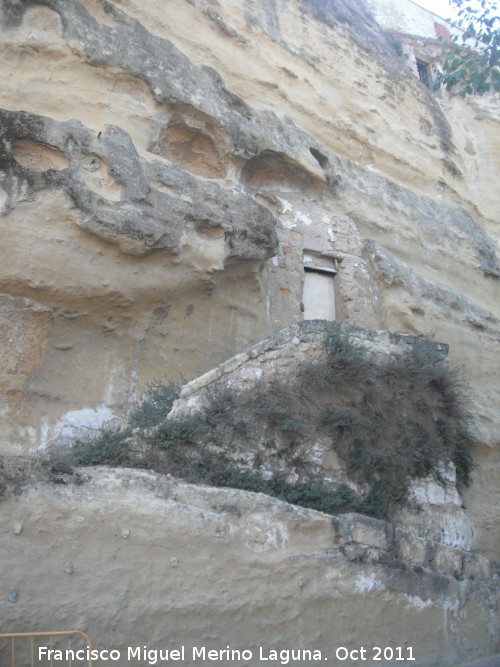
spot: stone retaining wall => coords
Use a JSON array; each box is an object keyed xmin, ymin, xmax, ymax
[{"xmin": 171, "ymin": 320, "xmax": 448, "ymax": 414}]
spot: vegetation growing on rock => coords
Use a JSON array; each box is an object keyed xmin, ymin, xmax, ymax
[
  {"xmin": 434, "ymin": 0, "xmax": 499, "ymax": 96},
  {"xmin": 71, "ymin": 325, "xmax": 475, "ymax": 521}
]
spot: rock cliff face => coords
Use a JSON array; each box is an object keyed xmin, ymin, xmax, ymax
[
  {"xmin": 0, "ymin": 0, "xmax": 499, "ymax": 624},
  {"xmin": 1, "ymin": 468, "xmax": 498, "ymax": 666},
  {"xmin": 7, "ymin": 0, "xmax": 499, "ymax": 556}
]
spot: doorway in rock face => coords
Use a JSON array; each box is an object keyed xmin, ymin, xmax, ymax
[{"xmin": 302, "ymin": 254, "xmax": 337, "ymax": 320}]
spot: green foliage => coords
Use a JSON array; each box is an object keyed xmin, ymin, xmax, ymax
[
  {"xmin": 70, "ymin": 324, "xmax": 475, "ymax": 522},
  {"xmin": 251, "ymin": 379, "xmax": 307, "ymax": 429},
  {"xmin": 171, "ymin": 449, "xmax": 357, "ymax": 514},
  {"xmin": 73, "ymin": 427, "xmax": 131, "ymax": 466},
  {"xmin": 433, "ymin": 0, "xmax": 499, "ymax": 96},
  {"xmin": 437, "ymin": 415, "xmax": 475, "ymax": 485},
  {"xmin": 319, "ymin": 407, "xmax": 370, "ymax": 431},
  {"xmin": 324, "ymin": 323, "xmax": 372, "ymax": 378},
  {"xmin": 357, "ymin": 480, "xmax": 406, "ymax": 521},
  {"xmin": 268, "ymin": 477, "xmax": 357, "ymax": 514},
  {"xmin": 278, "ymin": 419, "xmax": 309, "ymax": 434},
  {"xmin": 155, "ymin": 413, "xmax": 206, "ymax": 448},
  {"xmin": 129, "ymin": 381, "xmax": 179, "ymax": 429},
  {"xmin": 199, "ymin": 385, "xmax": 234, "ymax": 425}
]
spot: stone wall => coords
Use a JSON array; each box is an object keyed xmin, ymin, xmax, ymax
[
  {"xmin": 169, "ymin": 320, "xmax": 477, "ymax": 565},
  {"xmin": 171, "ymin": 320, "xmax": 447, "ymax": 411}
]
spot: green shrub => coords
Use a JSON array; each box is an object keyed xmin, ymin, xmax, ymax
[
  {"xmin": 268, "ymin": 476, "xmax": 357, "ymax": 514},
  {"xmin": 278, "ymin": 419, "xmax": 309, "ymax": 434},
  {"xmin": 201, "ymin": 385, "xmax": 234, "ymax": 425},
  {"xmin": 439, "ymin": 415, "xmax": 475, "ymax": 485},
  {"xmin": 129, "ymin": 381, "xmax": 179, "ymax": 429},
  {"xmin": 70, "ymin": 323, "xmax": 475, "ymax": 522},
  {"xmin": 154, "ymin": 413, "xmax": 206, "ymax": 448},
  {"xmin": 319, "ymin": 407, "xmax": 368, "ymax": 431},
  {"xmin": 324, "ymin": 324, "xmax": 372, "ymax": 379},
  {"xmin": 357, "ymin": 479, "xmax": 406, "ymax": 521},
  {"xmin": 73, "ymin": 427, "xmax": 131, "ymax": 466}
]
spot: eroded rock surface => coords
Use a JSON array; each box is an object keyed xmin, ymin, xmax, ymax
[
  {"xmin": 0, "ymin": 468, "xmax": 498, "ymax": 665},
  {"xmin": 0, "ymin": 0, "xmax": 499, "ymax": 562}
]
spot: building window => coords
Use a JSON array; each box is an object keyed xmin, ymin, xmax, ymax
[
  {"xmin": 416, "ymin": 58, "xmax": 432, "ymax": 88},
  {"xmin": 302, "ymin": 254, "xmax": 338, "ymax": 321}
]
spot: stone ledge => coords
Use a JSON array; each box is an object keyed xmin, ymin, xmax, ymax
[{"xmin": 333, "ymin": 512, "xmax": 392, "ymax": 550}]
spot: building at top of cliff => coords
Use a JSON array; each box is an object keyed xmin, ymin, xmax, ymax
[
  {"xmin": 366, "ymin": 0, "xmax": 460, "ymax": 88},
  {"xmin": 367, "ymin": 0, "xmax": 457, "ymax": 38}
]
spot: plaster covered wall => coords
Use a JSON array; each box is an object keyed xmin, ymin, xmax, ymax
[{"xmin": 366, "ymin": 0, "xmax": 455, "ymax": 39}]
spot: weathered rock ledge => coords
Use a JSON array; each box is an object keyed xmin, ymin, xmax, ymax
[{"xmin": 1, "ymin": 467, "xmax": 498, "ymax": 666}]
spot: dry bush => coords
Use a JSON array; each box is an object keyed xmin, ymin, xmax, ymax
[
  {"xmin": 69, "ymin": 325, "xmax": 475, "ymax": 521},
  {"xmin": 0, "ymin": 453, "xmax": 38, "ymax": 497}
]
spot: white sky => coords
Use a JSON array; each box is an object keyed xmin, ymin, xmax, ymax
[
  {"xmin": 411, "ymin": 0, "xmax": 460, "ymax": 22},
  {"xmin": 411, "ymin": 0, "xmax": 484, "ymax": 23}
]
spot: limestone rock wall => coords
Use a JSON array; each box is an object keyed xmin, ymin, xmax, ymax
[
  {"xmin": 1, "ymin": 468, "xmax": 498, "ymax": 666},
  {"xmin": 0, "ymin": 0, "xmax": 499, "ymax": 558}
]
